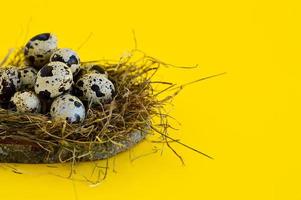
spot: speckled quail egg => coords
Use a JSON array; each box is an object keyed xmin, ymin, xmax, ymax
[
  {"xmin": 87, "ymin": 64, "xmax": 108, "ymax": 78},
  {"xmin": 19, "ymin": 67, "xmax": 37, "ymax": 89},
  {"xmin": 50, "ymin": 48, "xmax": 81, "ymax": 75},
  {"xmin": 0, "ymin": 66, "xmax": 21, "ymax": 90},
  {"xmin": 73, "ymin": 65, "xmax": 108, "ymax": 83},
  {"xmin": 0, "ymin": 77, "xmax": 17, "ymax": 103},
  {"xmin": 11, "ymin": 91, "xmax": 41, "ymax": 113},
  {"xmin": 73, "ymin": 68, "xmax": 88, "ymax": 83},
  {"xmin": 50, "ymin": 94, "xmax": 85, "ymax": 123},
  {"xmin": 35, "ymin": 62, "xmax": 73, "ymax": 99},
  {"xmin": 24, "ymin": 33, "xmax": 58, "ymax": 69},
  {"xmin": 74, "ymin": 73, "xmax": 115, "ymax": 105}
]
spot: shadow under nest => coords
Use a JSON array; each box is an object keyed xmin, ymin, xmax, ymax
[{"xmin": 0, "ymin": 48, "xmax": 206, "ymax": 164}]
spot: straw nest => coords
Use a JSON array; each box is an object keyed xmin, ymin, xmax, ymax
[
  {"xmin": 0, "ymin": 41, "xmax": 219, "ymax": 164},
  {"xmin": 0, "ymin": 47, "xmax": 194, "ymax": 164}
]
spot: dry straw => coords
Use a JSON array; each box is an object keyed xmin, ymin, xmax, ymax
[{"xmin": 0, "ymin": 46, "xmax": 222, "ymax": 165}]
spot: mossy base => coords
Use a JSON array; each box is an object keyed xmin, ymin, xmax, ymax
[{"xmin": 0, "ymin": 130, "xmax": 146, "ymax": 163}]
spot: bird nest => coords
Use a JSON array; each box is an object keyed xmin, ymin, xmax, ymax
[{"xmin": 0, "ymin": 47, "xmax": 213, "ymax": 164}]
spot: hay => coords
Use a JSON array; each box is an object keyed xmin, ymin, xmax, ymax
[{"xmin": 0, "ymin": 47, "xmax": 218, "ymax": 164}]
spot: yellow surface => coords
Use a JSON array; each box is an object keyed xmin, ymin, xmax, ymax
[{"xmin": 0, "ymin": 0, "xmax": 301, "ymax": 199}]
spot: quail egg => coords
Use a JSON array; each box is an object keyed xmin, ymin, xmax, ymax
[
  {"xmin": 73, "ymin": 68, "xmax": 88, "ymax": 83},
  {"xmin": 0, "ymin": 77, "xmax": 17, "ymax": 103},
  {"xmin": 88, "ymin": 64, "xmax": 108, "ymax": 78},
  {"xmin": 73, "ymin": 65, "xmax": 108, "ymax": 85},
  {"xmin": 19, "ymin": 67, "xmax": 37, "ymax": 89},
  {"xmin": 74, "ymin": 73, "xmax": 115, "ymax": 105},
  {"xmin": 24, "ymin": 33, "xmax": 58, "ymax": 69},
  {"xmin": 11, "ymin": 91, "xmax": 41, "ymax": 113},
  {"xmin": 50, "ymin": 94, "xmax": 85, "ymax": 123},
  {"xmin": 50, "ymin": 48, "xmax": 80, "ymax": 75},
  {"xmin": 35, "ymin": 62, "xmax": 73, "ymax": 99},
  {"xmin": 0, "ymin": 66, "xmax": 21, "ymax": 90}
]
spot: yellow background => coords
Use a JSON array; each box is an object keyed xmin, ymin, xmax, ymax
[{"xmin": 0, "ymin": 0, "xmax": 301, "ymax": 199}]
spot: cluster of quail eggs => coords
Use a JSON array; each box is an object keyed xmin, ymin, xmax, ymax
[{"xmin": 0, "ymin": 33, "xmax": 115, "ymax": 123}]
